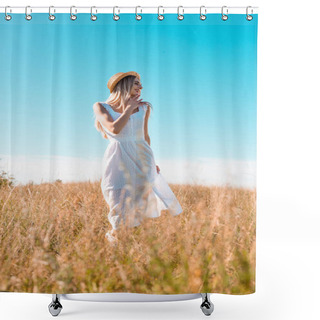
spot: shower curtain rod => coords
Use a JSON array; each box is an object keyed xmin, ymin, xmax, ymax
[{"xmin": 0, "ymin": 6, "xmax": 258, "ymax": 15}]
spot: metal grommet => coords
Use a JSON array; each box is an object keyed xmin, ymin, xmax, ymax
[
  {"xmin": 91, "ymin": 6, "xmax": 97, "ymax": 21},
  {"xmin": 5, "ymin": 6, "xmax": 12, "ymax": 21},
  {"xmin": 135, "ymin": 6, "xmax": 142, "ymax": 20},
  {"xmin": 200, "ymin": 6, "xmax": 207, "ymax": 20},
  {"xmin": 25, "ymin": 6, "xmax": 32, "ymax": 21},
  {"xmin": 158, "ymin": 6, "xmax": 164, "ymax": 20},
  {"xmin": 177, "ymin": 6, "xmax": 184, "ymax": 20},
  {"xmin": 49, "ymin": 6, "xmax": 56, "ymax": 21},
  {"xmin": 70, "ymin": 6, "xmax": 77, "ymax": 21},
  {"xmin": 246, "ymin": 6, "xmax": 253, "ymax": 21},
  {"xmin": 221, "ymin": 6, "xmax": 228, "ymax": 21},
  {"xmin": 113, "ymin": 6, "xmax": 120, "ymax": 21}
]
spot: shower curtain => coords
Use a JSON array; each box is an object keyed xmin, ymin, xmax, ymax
[{"xmin": 0, "ymin": 9, "xmax": 257, "ymax": 295}]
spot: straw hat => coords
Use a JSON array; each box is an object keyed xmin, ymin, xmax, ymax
[{"xmin": 107, "ymin": 71, "xmax": 141, "ymax": 93}]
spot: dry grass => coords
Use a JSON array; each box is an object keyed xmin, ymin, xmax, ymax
[{"xmin": 0, "ymin": 180, "xmax": 256, "ymax": 294}]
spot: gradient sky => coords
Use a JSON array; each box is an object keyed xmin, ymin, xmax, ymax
[{"xmin": 0, "ymin": 13, "xmax": 257, "ymax": 186}]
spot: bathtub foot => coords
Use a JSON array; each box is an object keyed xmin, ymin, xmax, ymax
[
  {"xmin": 200, "ymin": 293, "xmax": 214, "ymax": 316},
  {"xmin": 48, "ymin": 294, "xmax": 63, "ymax": 317}
]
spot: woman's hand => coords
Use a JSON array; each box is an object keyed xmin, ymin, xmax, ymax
[
  {"xmin": 126, "ymin": 94, "xmax": 145, "ymax": 114},
  {"xmin": 156, "ymin": 165, "xmax": 160, "ymax": 174}
]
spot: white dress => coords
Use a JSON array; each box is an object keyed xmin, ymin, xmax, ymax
[{"xmin": 99, "ymin": 102, "xmax": 183, "ymax": 230}]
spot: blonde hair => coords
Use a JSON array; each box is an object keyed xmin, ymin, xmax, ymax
[{"xmin": 93, "ymin": 75, "xmax": 153, "ymax": 140}]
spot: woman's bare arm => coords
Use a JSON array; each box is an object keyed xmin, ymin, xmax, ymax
[
  {"xmin": 93, "ymin": 102, "xmax": 132, "ymax": 134},
  {"xmin": 143, "ymin": 105, "xmax": 160, "ymax": 173},
  {"xmin": 144, "ymin": 105, "xmax": 151, "ymax": 146}
]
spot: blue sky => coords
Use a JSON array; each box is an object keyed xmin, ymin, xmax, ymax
[{"xmin": 0, "ymin": 13, "xmax": 257, "ymax": 186}]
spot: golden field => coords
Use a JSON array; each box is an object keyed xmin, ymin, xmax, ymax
[{"xmin": 0, "ymin": 176, "xmax": 256, "ymax": 294}]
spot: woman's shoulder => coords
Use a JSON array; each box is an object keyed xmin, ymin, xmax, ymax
[
  {"xmin": 93, "ymin": 102, "xmax": 110, "ymax": 114},
  {"xmin": 93, "ymin": 101, "xmax": 102, "ymax": 112},
  {"xmin": 143, "ymin": 102, "xmax": 152, "ymax": 111},
  {"xmin": 93, "ymin": 101, "xmax": 105, "ymax": 108}
]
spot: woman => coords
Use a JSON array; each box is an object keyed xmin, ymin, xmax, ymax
[{"xmin": 93, "ymin": 71, "xmax": 183, "ymax": 243}]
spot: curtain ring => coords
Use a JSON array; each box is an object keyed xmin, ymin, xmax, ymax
[
  {"xmin": 135, "ymin": 6, "xmax": 142, "ymax": 20},
  {"xmin": 91, "ymin": 6, "xmax": 97, "ymax": 21},
  {"xmin": 5, "ymin": 6, "xmax": 12, "ymax": 21},
  {"xmin": 113, "ymin": 6, "xmax": 120, "ymax": 21},
  {"xmin": 49, "ymin": 6, "xmax": 56, "ymax": 21},
  {"xmin": 246, "ymin": 6, "xmax": 253, "ymax": 21},
  {"xmin": 158, "ymin": 6, "xmax": 164, "ymax": 20},
  {"xmin": 221, "ymin": 6, "xmax": 228, "ymax": 21},
  {"xmin": 177, "ymin": 6, "xmax": 184, "ymax": 20},
  {"xmin": 25, "ymin": 6, "xmax": 32, "ymax": 21},
  {"xmin": 200, "ymin": 6, "xmax": 207, "ymax": 20},
  {"xmin": 70, "ymin": 6, "xmax": 77, "ymax": 21}
]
